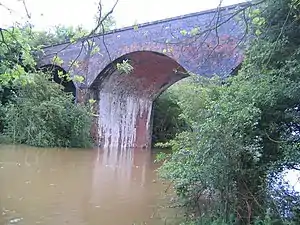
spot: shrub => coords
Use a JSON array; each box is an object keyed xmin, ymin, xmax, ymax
[{"xmin": 2, "ymin": 73, "xmax": 92, "ymax": 148}]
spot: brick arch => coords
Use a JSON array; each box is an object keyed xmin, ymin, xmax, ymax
[
  {"xmin": 87, "ymin": 34, "xmax": 243, "ymax": 87},
  {"xmin": 110, "ymin": 43, "xmax": 189, "ymax": 71},
  {"xmin": 89, "ymin": 50, "xmax": 188, "ymax": 149},
  {"xmin": 90, "ymin": 50, "xmax": 188, "ymax": 99},
  {"xmin": 39, "ymin": 64, "xmax": 76, "ymax": 97}
]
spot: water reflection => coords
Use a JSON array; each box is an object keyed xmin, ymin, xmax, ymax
[{"xmin": 0, "ymin": 145, "xmax": 176, "ymax": 225}]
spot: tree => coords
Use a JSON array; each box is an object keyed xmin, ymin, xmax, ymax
[
  {"xmin": 3, "ymin": 72, "xmax": 92, "ymax": 148},
  {"xmin": 0, "ymin": 0, "xmax": 119, "ymax": 147},
  {"xmin": 158, "ymin": 0, "xmax": 300, "ymax": 224}
]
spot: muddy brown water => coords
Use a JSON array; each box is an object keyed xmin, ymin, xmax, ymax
[{"xmin": 0, "ymin": 145, "xmax": 179, "ymax": 225}]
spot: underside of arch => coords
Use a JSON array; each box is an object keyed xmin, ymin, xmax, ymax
[{"xmin": 90, "ymin": 51, "xmax": 188, "ymax": 149}]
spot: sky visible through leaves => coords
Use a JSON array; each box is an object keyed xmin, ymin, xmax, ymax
[{"xmin": 1, "ymin": 0, "xmax": 245, "ymax": 30}]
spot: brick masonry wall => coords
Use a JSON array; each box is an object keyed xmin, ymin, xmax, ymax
[
  {"xmin": 39, "ymin": 2, "xmax": 250, "ymax": 89},
  {"xmin": 38, "ymin": 2, "xmax": 252, "ymax": 148}
]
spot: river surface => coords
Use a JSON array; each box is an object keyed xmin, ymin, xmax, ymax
[{"xmin": 0, "ymin": 145, "xmax": 178, "ymax": 225}]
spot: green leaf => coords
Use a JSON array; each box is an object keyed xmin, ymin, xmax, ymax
[
  {"xmin": 255, "ymin": 29, "xmax": 262, "ymax": 36},
  {"xmin": 180, "ymin": 29, "xmax": 188, "ymax": 36},
  {"xmin": 72, "ymin": 75, "xmax": 85, "ymax": 83},
  {"xmin": 190, "ymin": 27, "xmax": 200, "ymax": 36},
  {"xmin": 91, "ymin": 45, "xmax": 100, "ymax": 55},
  {"xmin": 51, "ymin": 56, "xmax": 64, "ymax": 66}
]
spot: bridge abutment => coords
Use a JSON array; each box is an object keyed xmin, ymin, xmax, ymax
[{"xmin": 98, "ymin": 92, "xmax": 153, "ymax": 149}]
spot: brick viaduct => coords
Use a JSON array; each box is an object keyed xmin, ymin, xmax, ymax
[{"xmin": 38, "ymin": 2, "xmax": 252, "ymax": 149}]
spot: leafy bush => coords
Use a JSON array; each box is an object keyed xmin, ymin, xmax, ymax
[
  {"xmin": 152, "ymin": 88, "xmax": 188, "ymax": 146},
  {"xmin": 157, "ymin": 0, "xmax": 300, "ymax": 223},
  {"xmin": 2, "ymin": 73, "xmax": 92, "ymax": 148}
]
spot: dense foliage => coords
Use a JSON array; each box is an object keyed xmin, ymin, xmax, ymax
[
  {"xmin": 158, "ymin": 0, "xmax": 300, "ymax": 224},
  {"xmin": 3, "ymin": 73, "xmax": 92, "ymax": 148},
  {"xmin": 0, "ymin": 25, "xmax": 94, "ymax": 148},
  {"xmin": 0, "ymin": 2, "xmax": 119, "ymax": 148},
  {"xmin": 0, "ymin": 27, "xmax": 36, "ymax": 133},
  {"xmin": 152, "ymin": 88, "xmax": 188, "ymax": 146}
]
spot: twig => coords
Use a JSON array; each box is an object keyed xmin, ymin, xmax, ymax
[
  {"xmin": 265, "ymin": 3, "xmax": 293, "ymax": 66},
  {"xmin": 265, "ymin": 131, "xmax": 287, "ymax": 143},
  {"xmin": 88, "ymin": 0, "xmax": 119, "ymax": 37},
  {"xmin": 21, "ymin": 0, "xmax": 31, "ymax": 19},
  {"xmin": 66, "ymin": 41, "xmax": 85, "ymax": 72},
  {"xmin": 100, "ymin": 23, "xmax": 111, "ymax": 62}
]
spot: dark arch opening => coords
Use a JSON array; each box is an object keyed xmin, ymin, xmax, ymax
[
  {"xmin": 39, "ymin": 64, "xmax": 76, "ymax": 97},
  {"xmin": 151, "ymin": 77, "xmax": 189, "ymax": 147}
]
